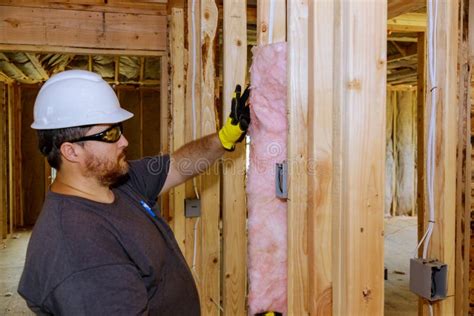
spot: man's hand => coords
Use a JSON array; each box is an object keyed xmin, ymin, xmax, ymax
[{"xmin": 218, "ymin": 85, "xmax": 250, "ymax": 151}]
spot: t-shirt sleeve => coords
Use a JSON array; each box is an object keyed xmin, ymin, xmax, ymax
[
  {"xmin": 127, "ymin": 155, "xmax": 170, "ymax": 202},
  {"xmin": 44, "ymin": 264, "xmax": 149, "ymax": 316}
]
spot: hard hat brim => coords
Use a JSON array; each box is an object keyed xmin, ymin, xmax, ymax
[{"xmin": 31, "ymin": 108, "xmax": 134, "ymax": 130}]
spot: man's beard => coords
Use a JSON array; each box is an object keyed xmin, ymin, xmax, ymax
[{"xmin": 84, "ymin": 150, "xmax": 129, "ymax": 186}]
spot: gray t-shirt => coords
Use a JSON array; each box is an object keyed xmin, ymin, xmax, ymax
[{"xmin": 18, "ymin": 155, "xmax": 200, "ymax": 315}]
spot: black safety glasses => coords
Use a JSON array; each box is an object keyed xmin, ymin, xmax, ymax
[{"xmin": 69, "ymin": 123, "xmax": 123, "ymax": 144}]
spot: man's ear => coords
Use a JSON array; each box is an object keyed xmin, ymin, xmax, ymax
[{"xmin": 59, "ymin": 142, "xmax": 82, "ymax": 163}]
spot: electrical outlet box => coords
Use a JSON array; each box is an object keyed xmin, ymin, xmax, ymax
[
  {"xmin": 409, "ymin": 258, "xmax": 447, "ymax": 301},
  {"xmin": 275, "ymin": 162, "xmax": 288, "ymax": 199},
  {"xmin": 185, "ymin": 198, "xmax": 201, "ymax": 218}
]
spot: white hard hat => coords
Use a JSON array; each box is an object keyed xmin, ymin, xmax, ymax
[{"xmin": 31, "ymin": 70, "xmax": 133, "ymax": 130}]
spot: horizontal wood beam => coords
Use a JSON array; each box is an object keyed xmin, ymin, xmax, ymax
[
  {"xmin": 387, "ymin": 13, "xmax": 426, "ymax": 32},
  {"xmin": 388, "ymin": 0, "xmax": 425, "ymax": 19},
  {"xmin": 0, "ymin": 5, "xmax": 167, "ymax": 52},
  {"xmin": 388, "ymin": 36, "xmax": 418, "ymax": 42},
  {"xmin": 0, "ymin": 44, "xmax": 165, "ymax": 57},
  {"xmin": 0, "ymin": 0, "xmax": 167, "ymax": 15}
]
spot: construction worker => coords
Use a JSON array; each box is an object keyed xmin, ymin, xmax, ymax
[{"xmin": 18, "ymin": 70, "xmax": 250, "ymax": 315}]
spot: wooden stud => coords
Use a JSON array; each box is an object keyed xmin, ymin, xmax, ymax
[
  {"xmin": 287, "ymin": 0, "xmax": 309, "ymax": 315},
  {"xmin": 222, "ymin": 0, "xmax": 247, "ymax": 315},
  {"xmin": 159, "ymin": 56, "xmax": 170, "ymax": 218},
  {"xmin": 114, "ymin": 56, "xmax": 120, "ymax": 85},
  {"xmin": 200, "ymin": 0, "xmax": 221, "ymax": 314},
  {"xmin": 257, "ymin": 0, "xmax": 286, "ymax": 45},
  {"xmin": 392, "ymin": 91, "xmax": 398, "ymax": 216},
  {"xmin": 421, "ymin": 1, "xmax": 458, "ymax": 314},
  {"xmin": 160, "ymin": 56, "xmax": 169, "ymax": 154},
  {"xmin": 455, "ymin": 1, "xmax": 471, "ymax": 314},
  {"xmin": 88, "ymin": 55, "xmax": 93, "ymax": 72},
  {"xmin": 169, "ymin": 7, "xmax": 186, "ymax": 253},
  {"xmin": 416, "ymin": 32, "xmax": 426, "ymax": 257},
  {"xmin": 308, "ymin": 0, "xmax": 334, "ymax": 314},
  {"xmin": 331, "ymin": 1, "xmax": 386, "ymax": 314},
  {"xmin": 0, "ymin": 83, "xmax": 5, "ymax": 239}
]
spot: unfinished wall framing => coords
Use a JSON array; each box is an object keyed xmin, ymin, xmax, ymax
[{"xmin": 0, "ymin": 0, "xmax": 472, "ymax": 315}]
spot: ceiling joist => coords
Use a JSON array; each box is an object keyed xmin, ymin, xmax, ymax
[
  {"xmin": 388, "ymin": 0, "xmax": 426, "ymax": 19},
  {"xmin": 25, "ymin": 52, "xmax": 49, "ymax": 80},
  {"xmin": 388, "ymin": 13, "xmax": 426, "ymax": 32}
]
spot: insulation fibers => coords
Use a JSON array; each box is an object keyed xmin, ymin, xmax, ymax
[
  {"xmin": 247, "ymin": 42, "xmax": 287, "ymax": 315},
  {"xmin": 385, "ymin": 92, "xmax": 395, "ymax": 216},
  {"xmin": 395, "ymin": 91, "xmax": 415, "ymax": 215}
]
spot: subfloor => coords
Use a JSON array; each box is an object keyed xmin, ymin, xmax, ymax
[
  {"xmin": 0, "ymin": 229, "xmax": 33, "ymax": 315},
  {"xmin": 384, "ymin": 216, "xmax": 418, "ymax": 315}
]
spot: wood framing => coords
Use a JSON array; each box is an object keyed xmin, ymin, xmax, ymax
[
  {"xmin": 222, "ymin": 0, "xmax": 247, "ymax": 315},
  {"xmin": 421, "ymin": 0, "xmax": 458, "ymax": 314},
  {"xmin": 0, "ymin": 83, "xmax": 5, "ymax": 239},
  {"xmin": 388, "ymin": 0, "xmax": 425, "ymax": 19},
  {"xmin": 287, "ymin": 0, "xmax": 309, "ymax": 315},
  {"xmin": 0, "ymin": 0, "xmax": 167, "ymax": 15},
  {"xmin": 387, "ymin": 13, "xmax": 426, "ymax": 33},
  {"xmin": 455, "ymin": 1, "xmax": 471, "ymax": 314},
  {"xmin": 257, "ymin": 0, "xmax": 286, "ymax": 44},
  {"xmin": 416, "ymin": 32, "xmax": 426, "ymax": 257},
  {"xmin": 0, "ymin": 5, "xmax": 167, "ymax": 52},
  {"xmin": 168, "ymin": 7, "xmax": 186, "ymax": 252},
  {"xmin": 331, "ymin": 1, "xmax": 386, "ymax": 314},
  {"xmin": 199, "ymin": 0, "xmax": 220, "ymax": 314}
]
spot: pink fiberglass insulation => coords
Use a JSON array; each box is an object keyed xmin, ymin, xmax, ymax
[{"xmin": 247, "ymin": 42, "xmax": 287, "ymax": 315}]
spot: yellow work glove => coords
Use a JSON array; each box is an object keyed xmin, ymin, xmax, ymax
[{"xmin": 218, "ymin": 85, "xmax": 251, "ymax": 151}]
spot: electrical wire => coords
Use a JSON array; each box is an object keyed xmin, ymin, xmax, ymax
[{"xmin": 414, "ymin": 0, "xmax": 437, "ymax": 262}]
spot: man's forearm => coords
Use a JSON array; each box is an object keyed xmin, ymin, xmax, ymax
[{"xmin": 172, "ymin": 133, "xmax": 226, "ymax": 179}]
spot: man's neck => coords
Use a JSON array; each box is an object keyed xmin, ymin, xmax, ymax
[{"xmin": 51, "ymin": 172, "xmax": 115, "ymax": 204}]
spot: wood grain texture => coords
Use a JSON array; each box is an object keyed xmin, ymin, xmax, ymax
[
  {"xmin": 257, "ymin": 0, "xmax": 286, "ymax": 44},
  {"xmin": 0, "ymin": 83, "xmax": 5, "ymax": 239},
  {"xmin": 455, "ymin": 1, "xmax": 471, "ymax": 313},
  {"xmin": 332, "ymin": 1, "xmax": 386, "ymax": 314},
  {"xmin": 200, "ymin": 0, "xmax": 220, "ymax": 314},
  {"xmin": 308, "ymin": 0, "xmax": 333, "ymax": 314},
  {"xmin": 20, "ymin": 86, "xmax": 44, "ymax": 227},
  {"xmin": 0, "ymin": 5, "xmax": 167, "ymax": 52},
  {"xmin": 388, "ymin": 0, "xmax": 425, "ymax": 19},
  {"xmin": 416, "ymin": 32, "xmax": 426, "ymax": 258},
  {"xmin": 169, "ymin": 8, "xmax": 187, "ymax": 252},
  {"xmin": 421, "ymin": 0, "xmax": 458, "ymax": 315},
  {"xmin": 287, "ymin": 0, "xmax": 309, "ymax": 315},
  {"xmin": 222, "ymin": 0, "xmax": 247, "ymax": 315}
]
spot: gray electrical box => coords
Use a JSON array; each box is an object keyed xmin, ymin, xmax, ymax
[
  {"xmin": 185, "ymin": 198, "xmax": 201, "ymax": 218},
  {"xmin": 409, "ymin": 258, "xmax": 447, "ymax": 301},
  {"xmin": 275, "ymin": 162, "xmax": 288, "ymax": 199}
]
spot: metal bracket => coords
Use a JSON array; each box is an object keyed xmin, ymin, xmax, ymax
[{"xmin": 275, "ymin": 161, "xmax": 288, "ymax": 199}]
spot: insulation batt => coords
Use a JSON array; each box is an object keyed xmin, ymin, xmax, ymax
[{"xmin": 247, "ymin": 42, "xmax": 287, "ymax": 315}]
